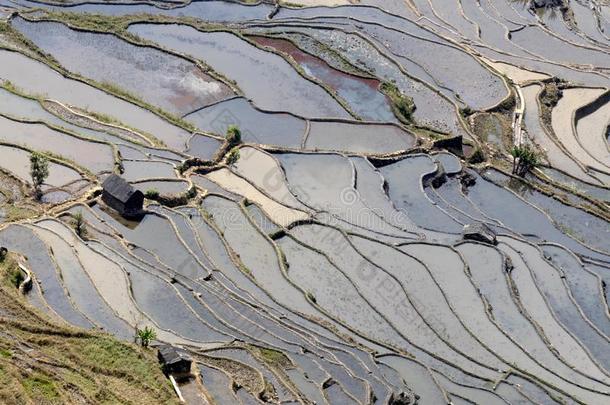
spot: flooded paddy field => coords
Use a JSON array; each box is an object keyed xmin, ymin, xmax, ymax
[{"xmin": 0, "ymin": 0, "xmax": 609, "ymax": 404}]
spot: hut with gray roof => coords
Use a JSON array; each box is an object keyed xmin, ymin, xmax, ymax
[{"xmin": 101, "ymin": 174, "xmax": 144, "ymax": 218}]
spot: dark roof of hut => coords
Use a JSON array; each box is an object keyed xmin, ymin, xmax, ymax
[
  {"xmin": 158, "ymin": 345, "xmax": 191, "ymax": 366},
  {"xmin": 102, "ymin": 174, "xmax": 141, "ymax": 203}
]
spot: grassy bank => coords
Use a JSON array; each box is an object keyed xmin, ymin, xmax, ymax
[{"xmin": 0, "ymin": 253, "xmax": 178, "ymax": 404}]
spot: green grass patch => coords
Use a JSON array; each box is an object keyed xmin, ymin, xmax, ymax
[
  {"xmin": 380, "ymin": 82, "xmax": 416, "ymax": 124},
  {"xmin": 22, "ymin": 373, "xmax": 60, "ymax": 402}
]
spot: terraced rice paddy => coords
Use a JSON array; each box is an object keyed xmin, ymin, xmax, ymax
[{"xmin": 0, "ymin": 0, "xmax": 609, "ymax": 404}]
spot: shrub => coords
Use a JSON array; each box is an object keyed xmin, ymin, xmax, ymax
[
  {"xmin": 0, "ymin": 247, "xmax": 7, "ymax": 262},
  {"xmin": 510, "ymin": 144, "xmax": 540, "ymax": 177},
  {"xmin": 30, "ymin": 152, "xmax": 49, "ymax": 200},
  {"xmin": 8, "ymin": 267, "xmax": 24, "ymax": 289},
  {"xmin": 73, "ymin": 211, "xmax": 87, "ymax": 239},
  {"xmin": 226, "ymin": 149, "xmax": 240, "ymax": 166},
  {"xmin": 144, "ymin": 189, "xmax": 160, "ymax": 200},
  {"xmin": 226, "ymin": 125, "xmax": 242, "ymax": 146},
  {"xmin": 136, "ymin": 326, "xmax": 157, "ymax": 348},
  {"xmin": 380, "ymin": 82, "xmax": 416, "ymax": 124}
]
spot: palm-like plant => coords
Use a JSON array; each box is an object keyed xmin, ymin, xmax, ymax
[
  {"xmin": 136, "ymin": 326, "xmax": 157, "ymax": 348},
  {"xmin": 73, "ymin": 211, "xmax": 87, "ymax": 239},
  {"xmin": 510, "ymin": 144, "xmax": 539, "ymax": 177},
  {"xmin": 30, "ymin": 152, "xmax": 49, "ymax": 200}
]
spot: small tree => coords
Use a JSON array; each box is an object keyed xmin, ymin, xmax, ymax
[
  {"xmin": 226, "ymin": 148, "xmax": 240, "ymax": 166},
  {"xmin": 226, "ymin": 125, "xmax": 242, "ymax": 146},
  {"xmin": 30, "ymin": 152, "xmax": 49, "ymax": 200},
  {"xmin": 73, "ymin": 211, "xmax": 87, "ymax": 239},
  {"xmin": 136, "ymin": 326, "xmax": 157, "ymax": 348},
  {"xmin": 510, "ymin": 144, "xmax": 539, "ymax": 177}
]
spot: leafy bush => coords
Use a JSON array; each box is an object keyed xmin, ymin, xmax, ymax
[
  {"xmin": 29, "ymin": 152, "xmax": 49, "ymax": 200},
  {"xmin": 73, "ymin": 211, "xmax": 87, "ymax": 239},
  {"xmin": 136, "ymin": 326, "xmax": 157, "ymax": 348},
  {"xmin": 510, "ymin": 144, "xmax": 540, "ymax": 177},
  {"xmin": 380, "ymin": 82, "xmax": 416, "ymax": 124},
  {"xmin": 226, "ymin": 149, "xmax": 240, "ymax": 166},
  {"xmin": 226, "ymin": 125, "xmax": 242, "ymax": 146},
  {"xmin": 144, "ymin": 189, "xmax": 160, "ymax": 200}
]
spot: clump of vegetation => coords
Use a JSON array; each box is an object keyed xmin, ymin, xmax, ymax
[
  {"xmin": 460, "ymin": 106, "xmax": 475, "ymax": 118},
  {"xmin": 73, "ymin": 211, "xmax": 87, "ymax": 239},
  {"xmin": 0, "ymin": 247, "xmax": 7, "ymax": 263},
  {"xmin": 540, "ymin": 82, "xmax": 563, "ymax": 108},
  {"xmin": 306, "ymin": 291, "xmax": 317, "ymax": 303},
  {"xmin": 0, "ymin": 251, "xmax": 23, "ymax": 289},
  {"xmin": 511, "ymin": 144, "xmax": 540, "ymax": 177},
  {"xmin": 468, "ymin": 147, "xmax": 486, "ymax": 164},
  {"xmin": 226, "ymin": 125, "xmax": 242, "ymax": 146},
  {"xmin": 226, "ymin": 148, "xmax": 241, "ymax": 166},
  {"xmin": 136, "ymin": 326, "xmax": 157, "ymax": 348},
  {"xmin": 380, "ymin": 82, "xmax": 416, "ymax": 124},
  {"xmin": 29, "ymin": 152, "xmax": 49, "ymax": 200},
  {"xmin": 144, "ymin": 189, "xmax": 160, "ymax": 200}
]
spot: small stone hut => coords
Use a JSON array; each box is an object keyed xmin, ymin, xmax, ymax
[
  {"xmin": 101, "ymin": 174, "xmax": 144, "ymax": 218},
  {"xmin": 157, "ymin": 345, "xmax": 192, "ymax": 377}
]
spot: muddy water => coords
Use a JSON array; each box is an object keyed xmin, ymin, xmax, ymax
[
  {"xmin": 575, "ymin": 92, "xmax": 610, "ymax": 169},
  {"xmin": 0, "ymin": 115, "xmax": 115, "ymax": 174},
  {"xmin": 0, "ymin": 225, "xmax": 93, "ymax": 328},
  {"xmin": 132, "ymin": 179, "xmax": 189, "ymax": 195},
  {"xmin": 522, "ymin": 84, "xmax": 601, "ymax": 184},
  {"xmin": 12, "ymin": 17, "xmax": 233, "ymax": 116},
  {"xmin": 485, "ymin": 61, "xmax": 550, "ymax": 84},
  {"xmin": 291, "ymin": 224, "xmax": 499, "ymax": 380},
  {"xmin": 121, "ymin": 160, "xmax": 176, "ymax": 182},
  {"xmin": 538, "ymin": 167, "xmax": 610, "ymax": 202},
  {"xmin": 30, "ymin": 223, "xmax": 133, "ymax": 339},
  {"xmin": 202, "ymin": 195, "xmax": 317, "ymax": 317},
  {"xmin": 13, "ymin": 0, "xmax": 272, "ymax": 22},
  {"xmin": 463, "ymin": 238, "xmax": 610, "ymax": 389},
  {"xmin": 353, "ymin": 21, "xmax": 508, "ymax": 110},
  {"xmin": 249, "ymin": 35, "xmax": 396, "ymax": 122},
  {"xmin": 128, "ymin": 24, "xmax": 350, "ymax": 119},
  {"xmin": 185, "ymin": 134, "xmax": 222, "ymax": 161},
  {"xmin": 252, "ymin": 25, "xmax": 470, "ymax": 137},
  {"xmin": 206, "ymin": 168, "xmax": 308, "ymax": 227},
  {"xmin": 485, "ymin": 169, "xmax": 610, "ymax": 254},
  {"xmin": 198, "ymin": 364, "xmax": 240, "ymax": 404},
  {"xmin": 276, "ymin": 152, "xmax": 409, "ymax": 237},
  {"xmin": 571, "ymin": 0, "xmax": 609, "ymax": 44},
  {"xmin": 278, "ymin": 235, "xmax": 406, "ymax": 347},
  {"xmin": 0, "ymin": 145, "xmax": 81, "ymax": 187},
  {"xmin": 305, "ymin": 121, "xmax": 415, "ymax": 154},
  {"xmin": 0, "ymin": 49, "xmax": 190, "ymax": 150},
  {"xmin": 0, "ymin": 88, "xmax": 133, "ymax": 145},
  {"xmin": 184, "ymin": 98, "xmax": 304, "ymax": 148},
  {"xmin": 232, "ymin": 147, "xmax": 307, "ymax": 210},
  {"xmin": 511, "ymin": 25, "xmax": 610, "ymax": 68},
  {"xmin": 379, "ymin": 355, "xmax": 447, "ymax": 404},
  {"xmin": 502, "ymin": 237, "xmax": 610, "ymax": 377},
  {"xmin": 379, "ymin": 155, "xmax": 463, "ymax": 233},
  {"xmin": 542, "ymin": 244, "xmax": 610, "ymax": 337},
  {"xmin": 455, "ymin": 242, "xmax": 610, "ymax": 403},
  {"xmin": 552, "ymin": 87, "xmax": 610, "ymax": 174},
  {"xmin": 351, "ymin": 235, "xmax": 506, "ymax": 369}
]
